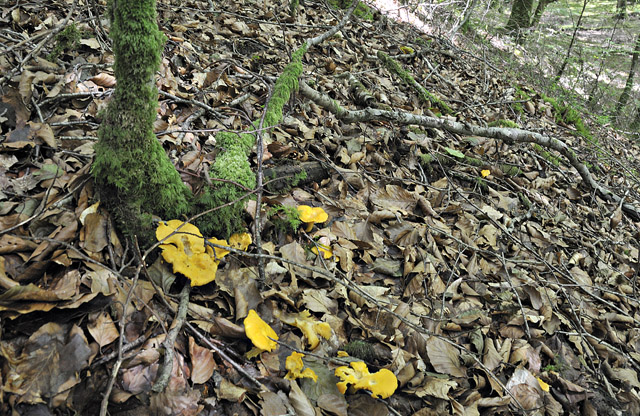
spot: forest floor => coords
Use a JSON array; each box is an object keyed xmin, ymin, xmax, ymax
[{"xmin": 1, "ymin": 0, "xmax": 640, "ymax": 415}]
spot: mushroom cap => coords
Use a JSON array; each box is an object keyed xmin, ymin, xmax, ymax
[
  {"xmin": 297, "ymin": 205, "xmax": 328, "ymax": 224},
  {"xmin": 229, "ymin": 232, "xmax": 252, "ymax": 250},
  {"xmin": 335, "ymin": 361, "xmax": 397, "ymax": 399},
  {"xmin": 354, "ymin": 368, "xmax": 398, "ymax": 399},
  {"xmin": 280, "ymin": 310, "xmax": 331, "ymax": 350},
  {"xmin": 156, "ymin": 220, "xmax": 218, "ymax": 286},
  {"xmin": 207, "ymin": 237, "xmax": 230, "ymax": 259},
  {"xmin": 244, "ymin": 309, "xmax": 278, "ymax": 352}
]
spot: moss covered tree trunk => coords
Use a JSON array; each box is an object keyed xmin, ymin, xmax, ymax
[
  {"xmin": 505, "ymin": 0, "xmax": 533, "ymax": 38},
  {"xmin": 92, "ymin": 0, "xmax": 191, "ymax": 242}
]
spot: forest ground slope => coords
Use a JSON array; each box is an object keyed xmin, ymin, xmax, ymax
[{"xmin": 1, "ymin": 1, "xmax": 640, "ymax": 415}]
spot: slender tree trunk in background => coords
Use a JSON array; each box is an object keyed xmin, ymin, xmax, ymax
[
  {"xmin": 449, "ymin": 0, "xmax": 478, "ymax": 38},
  {"xmin": 555, "ymin": 0, "xmax": 588, "ymax": 80},
  {"xmin": 92, "ymin": 0, "xmax": 191, "ymax": 243},
  {"xmin": 587, "ymin": 19, "xmax": 622, "ymax": 110},
  {"xmin": 616, "ymin": 0, "xmax": 627, "ymax": 19},
  {"xmin": 505, "ymin": 0, "xmax": 533, "ymax": 35},
  {"xmin": 530, "ymin": 0, "xmax": 556, "ymax": 28},
  {"xmin": 615, "ymin": 32, "xmax": 640, "ymax": 120},
  {"xmin": 631, "ymin": 107, "xmax": 640, "ymax": 131}
]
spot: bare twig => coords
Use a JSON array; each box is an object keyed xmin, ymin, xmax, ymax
[
  {"xmin": 152, "ymin": 282, "xmax": 191, "ymax": 393},
  {"xmin": 99, "ymin": 237, "xmax": 143, "ymax": 416}
]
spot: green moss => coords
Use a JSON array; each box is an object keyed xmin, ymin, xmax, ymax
[
  {"xmin": 533, "ymin": 143, "xmax": 561, "ymax": 167},
  {"xmin": 343, "ymin": 340, "xmax": 375, "ymax": 361},
  {"xmin": 500, "ymin": 165, "xmax": 522, "ymax": 176},
  {"xmin": 290, "ymin": 0, "xmax": 299, "ymax": 16},
  {"xmin": 377, "ymin": 51, "xmax": 452, "ymax": 114},
  {"xmin": 264, "ymin": 44, "xmax": 307, "ymax": 127},
  {"xmin": 92, "ymin": 0, "xmax": 191, "ymax": 244},
  {"xmin": 48, "ymin": 24, "xmax": 81, "ymax": 60},
  {"xmin": 268, "ymin": 205, "xmax": 302, "ymax": 233},
  {"xmin": 328, "ymin": 0, "xmax": 374, "ymax": 20},
  {"xmin": 197, "ymin": 44, "xmax": 308, "ymax": 238},
  {"xmin": 541, "ymin": 93, "xmax": 595, "ymax": 143},
  {"xmin": 488, "ymin": 119, "xmax": 519, "ymax": 128},
  {"xmin": 513, "ymin": 86, "xmax": 531, "ymax": 115}
]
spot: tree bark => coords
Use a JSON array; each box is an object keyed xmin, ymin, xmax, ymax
[
  {"xmin": 530, "ymin": 0, "xmax": 557, "ymax": 28},
  {"xmin": 616, "ymin": 0, "xmax": 627, "ymax": 19},
  {"xmin": 555, "ymin": 0, "xmax": 588, "ymax": 80}
]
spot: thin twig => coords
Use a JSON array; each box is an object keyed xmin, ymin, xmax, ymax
[
  {"xmin": 151, "ymin": 282, "xmax": 191, "ymax": 393},
  {"xmin": 99, "ymin": 237, "xmax": 143, "ymax": 416}
]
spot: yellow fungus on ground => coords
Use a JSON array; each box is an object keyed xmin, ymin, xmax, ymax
[
  {"xmin": 156, "ymin": 220, "xmax": 218, "ymax": 286},
  {"xmin": 285, "ymin": 352, "xmax": 318, "ymax": 382},
  {"xmin": 244, "ymin": 309, "xmax": 279, "ymax": 352},
  {"xmin": 279, "ymin": 310, "xmax": 331, "ymax": 350},
  {"xmin": 297, "ymin": 205, "xmax": 328, "ymax": 232},
  {"xmin": 335, "ymin": 361, "xmax": 398, "ymax": 399},
  {"xmin": 156, "ymin": 222, "xmax": 253, "ymax": 287}
]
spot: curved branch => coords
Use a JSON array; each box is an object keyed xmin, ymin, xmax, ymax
[{"xmin": 298, "ymin": 80, "xmax": 640, "ymax": 221}]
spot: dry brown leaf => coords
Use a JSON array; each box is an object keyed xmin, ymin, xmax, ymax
[
  {"xmin": 426, "ymin": 336, "xmax": 465, "ymax": 377},
  {"xmin": 188, "ymin": 336, "xmax": 215, "ymax": 384},
  {"xmin": 87, "ymin": 311, "xmax": 119, "ymax": 348},
  {"xmin": 0, "ymin": 323, "xmax": 93, "ymax": 405}
]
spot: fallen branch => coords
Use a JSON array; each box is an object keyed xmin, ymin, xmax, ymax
[
  {"xmin": 152, "ymin": 281, "xmax": 191, "ymax": 393},
  {"xmin": 297, "ymin": 80, "xmax": 640, "ymax": 221}
]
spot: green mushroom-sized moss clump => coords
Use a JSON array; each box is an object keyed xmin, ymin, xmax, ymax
[
  {"xmin": 48, "ymin": 23, "xmax": 81, "ymax": 60},
  {"xmin": 488, "ymin": 119, "xmax": 519, "ymax": 128},
  {"xmin": 92, "ymin": 0, "xmax": 191, "ymax": 244}
]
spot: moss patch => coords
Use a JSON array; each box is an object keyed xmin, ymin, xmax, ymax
[
  {"xmin": 196, "ymin": 44, "xmax": 309, "ymax": 238},
  {"xmin": 488, "ymin": 119, "xmax": 519, "ymax": 128},
  {"xmin": 48, "ymin": 24, "xmax": 81, "ymax": 60},
  {"xmin": 541, "ymin": 92, "xmax": 594, "ymax": 143}
]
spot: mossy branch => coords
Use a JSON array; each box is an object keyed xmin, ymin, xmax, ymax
[
  {"xmin": 298, "ymin": 80, "xmax": 640, "ymax": 221},
  {"xmin": 377, "ymin": 50, "xmax": 452, "ymax": 114},
  {"xmin": 198, "ymin": 2, "xmax": 358, "ymax": 238}
]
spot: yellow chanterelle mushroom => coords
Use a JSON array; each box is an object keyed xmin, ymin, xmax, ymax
[{"xmin": 297, "ymin": 205, "xmax": 328, "ymax": 232}]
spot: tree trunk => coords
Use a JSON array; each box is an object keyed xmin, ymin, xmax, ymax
[
  {"xmin": 92, "ymin": 0, "xmax": 191, "ymax": 243},
  {"xmin": 615, "ymin": 32, "xmax": 640, "ymax": 119},
  {"xmin": 555, "ymin": 0, "xmax": 588, "ymax": 80},
  {"xmin": 616, "ymin": 0, "xmax": 627, "ymax": 19},
  {"xmin": 505, "ymin": 0, "xmax": 533, "ymax": 32},
  {"xmin": 631, "ymin": 107, "xmax": 640, "ymax": 131},
  {"xmin": 530, "ymin": 0, "xmax": 557, "ymax": 28}
]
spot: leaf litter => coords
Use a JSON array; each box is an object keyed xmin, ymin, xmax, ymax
[{"xmin": 1, "ymin": 0, "xmax": 640, "ymax": 415}]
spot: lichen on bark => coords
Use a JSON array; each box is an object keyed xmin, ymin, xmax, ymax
[{"xmin": 92, "ymin": 0, "xmax": 191, "ymax": 243}]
